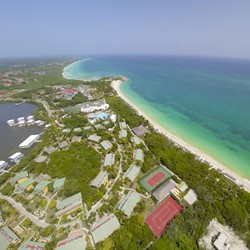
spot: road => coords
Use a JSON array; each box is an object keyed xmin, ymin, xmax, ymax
[
  {"xmin": 37, "ymin": 99, "xmax": 53, "ymax": 118},
  {"xmin": 0, "ymin": 193, "xmax": 50, "ymax": 228}
]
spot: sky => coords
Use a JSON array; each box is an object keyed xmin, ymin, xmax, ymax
[{"xmin": 0, "ymin": 0, "xmax": 250, "ymax": 59}]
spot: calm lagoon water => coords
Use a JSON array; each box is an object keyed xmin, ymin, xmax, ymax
[
  {"xmin": 63, "ymin": 56, "xmax": 250, "ymax": 180},
  {"xmin": 0, "ymin": 102, "xmax": 44, "ymax": 162}
]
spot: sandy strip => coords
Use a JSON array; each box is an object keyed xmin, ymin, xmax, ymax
[{"xmin": 111, "ymin": 80, "xmax": 250, "ymax": 193}]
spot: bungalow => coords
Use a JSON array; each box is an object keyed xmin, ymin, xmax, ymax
[
  {"xmin": 100, "ymin": 140, "xmax": 112, "ymax": 150},
  {"xmin": 19, "ymin": 241, "xmax": 45, "ymax": 250},
  {"xmin": 130, "ymin": 136, "xmax": 141, "ymax": 145},
  {"xmin": 118, "ymin": 191, "xmax": 141, "ymax": 216},
  {"xmin": 91, "ymin": 171, "xmax": 108, "ymax": 188},
  {"xmin": 58, "ymin": 141, "xmax": 68, "ymax": 150},
  {"xmin": 53, "ymin": 178, "xmax": 66, "ymax": 192},
  {"xmin": 12, "ymin": 171, "xmax": 29, "ymax": 185},
  {"xmin": 124, "ymin": 164, "xmax": 140, "ymax": 182},
  {"xmin": 88, "ymin": 134, "xmax": 101, "ymax": 143},
  {"xmin": 44, "ymin": 146, "xmax": 56, "ymax": 155},
  {"xmin": 17, "ymin": 179, "xmax": 35, "ymax": 193},
  {"xmin": 34, "ymin": 155, "xmax": 47, "ymax": 163},
  {"xmin": 119, "ymin": 130, "xmax": 127, "ymax": 138},
  {"xmin": 104, "ymin": 153, "xmax": 115, "ymax": 167},
  {"xmin": 34, "ymin": 181, "xmax": 50, "ymax": 195},
  {"xmin": 71, "ymin": 136, "xmax": 82, "ymax": 143},
  {"xmin": 0, "ymin": 226, "xmax": 20, "ymax": 250},
  {"xmin": 133, "ymin": 149, "xmax": 144, "ymax": 162},
  {"xmin": 91, "ymin": 213, "xmax": 120, "ymax": 244},
  {"xmin": 56, "ymin": 230, "xmax": 86, "ymax": 250},
  {"xmin": 119, "ymin": 122, "xmax": 127, "ymax": 130},
  {"xmin": 56, "ymin": 192, "xmax": 83, "ymax": 217}
]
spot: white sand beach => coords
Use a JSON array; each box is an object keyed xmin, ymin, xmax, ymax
[{"xmin": 111, "ymin": 80, "xmax": 250, "ymax": 193}]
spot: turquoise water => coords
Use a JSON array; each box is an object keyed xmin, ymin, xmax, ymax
[{"xmin": 63, "ymin": 56, "xmax": 250, "ymax": 180}]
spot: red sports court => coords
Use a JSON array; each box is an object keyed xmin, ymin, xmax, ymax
[
  {"xmin": 145, "ymin": 197, "xmax": 183, "ymax": 237},
  {"xmin": 147, "ymin": 171, "xmax": 166, "ymax": 187}
]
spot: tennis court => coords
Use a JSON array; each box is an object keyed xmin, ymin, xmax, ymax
[
  {"xmin": 140, "ymin": 166, "xmax": 172, "ymax": 192},
  {"xmin": 145, "ymin": 197, "xmax": 183, "ymax": 237}
]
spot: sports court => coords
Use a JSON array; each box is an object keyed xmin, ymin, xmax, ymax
[
  {"xmin": 140, "ymin": 166, "xmax": 172, "ymax": 192},
  {"xmin": 145, "ymin": 197, "xmax": 183, "ymax": 237}
]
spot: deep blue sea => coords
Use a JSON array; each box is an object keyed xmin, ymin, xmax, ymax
[{"xmin": 63, "ymin": 55, "xmax": 250, "ymax": 180}]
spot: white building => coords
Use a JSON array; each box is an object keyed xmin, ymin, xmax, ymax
[{"xmin": 78, "ymin": 99, "xmax": 109, "ymax": 113}]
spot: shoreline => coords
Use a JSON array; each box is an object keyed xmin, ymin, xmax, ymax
[
  {"xmin": 111, "ymin": 79, "xmax": 250, "ymax": 193},
  {"xmin": 62, "ymin": 59, "xmax": 91, "ymax": 80}
]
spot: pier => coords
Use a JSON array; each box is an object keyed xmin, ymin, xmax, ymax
[{"xmin": 19, "ymin": 134, "xmax": 40, "ymax": 148}]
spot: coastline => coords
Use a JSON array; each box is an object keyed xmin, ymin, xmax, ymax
[
  {"xmin": 111, "ymin": 80, "xmax": 250, "ymax": 193},
  {"xmin": 62, "ymin": 59, "xmax": 91, "ymax": 80}
]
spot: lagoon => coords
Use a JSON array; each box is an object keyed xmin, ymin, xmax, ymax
[{"xmin": 0, "ymin": 102, "xmax": 44, "ymax": 162}]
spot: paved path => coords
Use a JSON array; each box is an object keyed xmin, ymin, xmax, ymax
[
  {"xmin": 87, "ymin": 143, "xmax": 123, "ymax": 218},
  {"xmin": 121, "ymin": 187, "xmax": 151, "ymax": 199},
  {"xmin": 0, "ymin": 194, "xmax": 49, "ymax": 228}
]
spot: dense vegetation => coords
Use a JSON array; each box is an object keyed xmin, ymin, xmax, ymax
[{"xmin": 44, "ymin": 143, "xmax": 104, "ymax": 207}]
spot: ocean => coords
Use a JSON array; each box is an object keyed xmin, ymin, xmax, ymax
[{"xmin": 63, "ymin": 55, "xmax": 250, "ymax": 180}]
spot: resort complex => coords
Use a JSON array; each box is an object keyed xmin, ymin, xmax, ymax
[{"xmin": 0, "ymin": 58, "xmax": 249, "ymax": 250}]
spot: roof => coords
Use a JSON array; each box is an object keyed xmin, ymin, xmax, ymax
[
  {"xmin": 71, "ymin": 136, "xmax": 81, "ymax": 143},
  {"xmin": 13, "ymin": 171, "xmax": 29, "ymax": 183},
  {"xmin": 9, "ymin": 152, "xmax": 23, "ymax": 160},
  {"xmin": 177, "ymin": 182, "xmax": 188, "ymax": 192},
  {"xmin": 59, "ymin": 141, "xmax": 68, "ymax": 149},
  {"xmin": 56, "ymin": 231, "xmax": 86, "ymax": 250},
  {"xmin": 0, "ymin": 161, "xmax": 8, "ymax": 168},
  {"xmin": 88, "ymin": 134, "xmax": 101, "ymax": 142},
  {"xmin": 57, "ymin": 193, "xmax": 82, "ymax": 211},
  {"xmin": 183, "ymin": 189, "xmax": 197, "ymax": 205},
  {"xmin": 19, "ymin": 241, "xmax": 45, "ymax": 250},
  {"xmin": 0, "ymin": 232, "xmax": 9, "ymax": 250},
  {"xmin": 73, "ymin": 127, "xmax": 82, "ymax": 132},
  {"xmin": 131, "ymin": 136, "xmax": 141, "ymax": 145},
  {"xmin": 19, "ymin": 134, "xmax": 40, "ymax": 148},
  {"xmin": 35, "ymin": 155, "xmax": 47, "ymax": 163},
  {"xmin": 53, "ymin": 178, "xmax": 66, "ymax": 190},
  {"xmin": 45, "ymin": 146, "xmax": 56, "ymax": 155},
  {"xmin": 134, "ymin": 149, "xmax": 144, "ymax": 161},
  {"xmin": 91, "ymin": 171, "xmax": 108, "ymax": 188},
  {"xmin": 132, "ymin": 125, "xmax": 149, "ymax": 137},
  {"xmin": 118, "ymin": 191, "xmax": 141, "ymax": 216},
  {"xmin": 104, "ymin": 153, "xmax": 115, "ymax": 166},
  {"xmin": 100, "ymin": 140, "xmax": 112, "ymax": 150},
  {"xmin": 119, "ymin": 130, "xmax": 127, "ymax": 138},
  {"xmin": 213, "ymin": 232, "xmax": 231, "ymax": 250},
  {"xmin": 145, "ymin": 197, "xmax": 183, "ymax": 237},
  {"xmin": 34, "ymin": 181, "xmax": 50, "ymax": 192},
  {"xmin": 0, "ymin": 226, "xmax": 20, "ymax": 248},
  {"xmin": 119, "ymin": 122, "xmax": 127, "ymax": 130},
  {"xmin": 18, "ymin": 179, "xmax": 35, "ymax": 191},
  {"xmin": 124, "ymin": 164, "xmax": 140, "ymax": 181},
  {"xmin": 91, "ymin": 213, "xmax": 120, "ymax": 244},
  {"xmin": 152, "ymin": 179, "xmax": 176, "ymax": 201}
]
